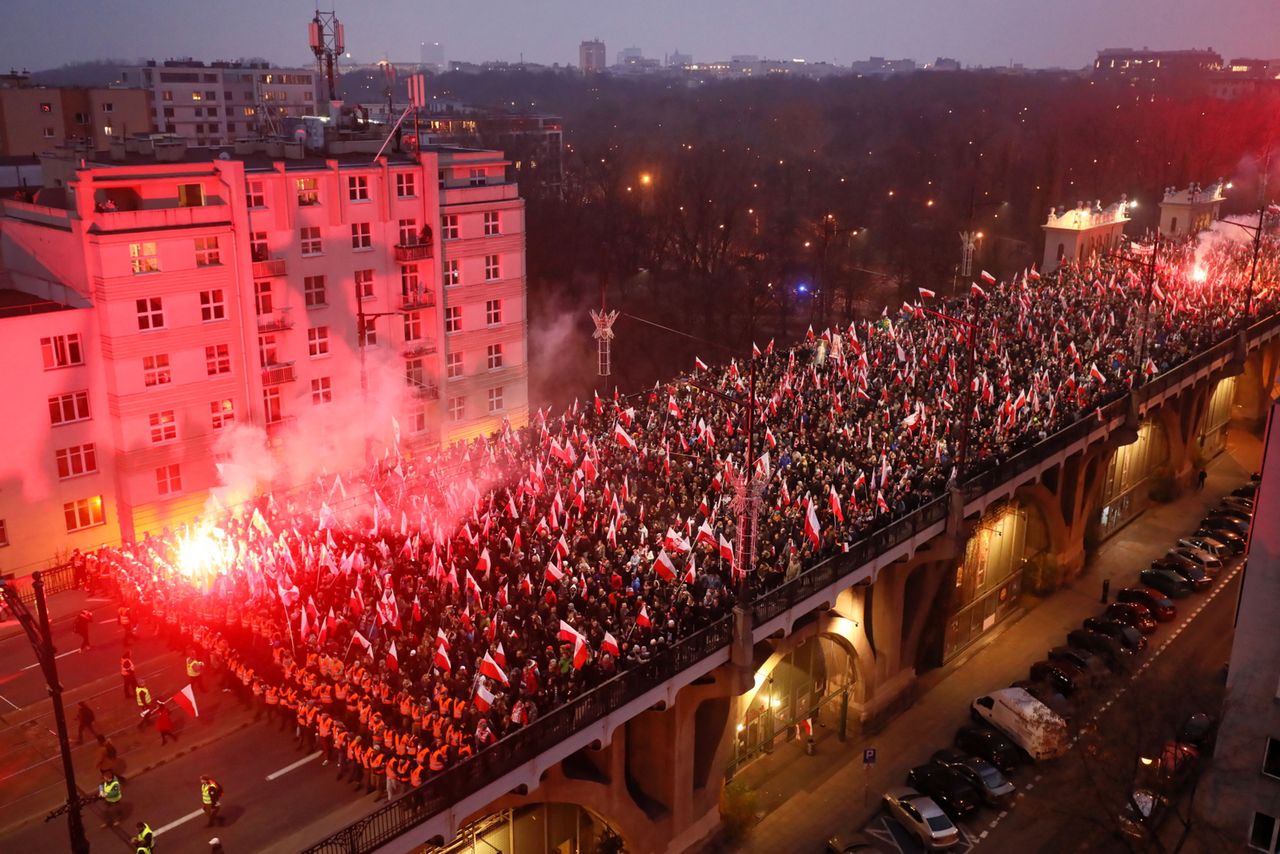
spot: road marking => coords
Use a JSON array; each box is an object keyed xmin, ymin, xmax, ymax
[
  {"xmin": 154, "ymin": 808, "xmax": 204, "ymax": 836},
  {"xmin": 998, "ymin": 810, "xmax": 1008, "ymax": 818},
  {"xmin": 0, "ymin": 692, "xmax": 19, "ymax": 710},
  {"xmin": 980, "ymin": 830, "xmax": 989, "ymax": 838},
  {"xmin": 1025, "ymin": 782, "xmax": 1034, "ymax": 791},
  {"xmin": 265, "ymin": 750, "xmax": 321, "ymax": 780},
  {"xmin": 20, "ymin": 648, "xmax": 80, "ymax": 671}
]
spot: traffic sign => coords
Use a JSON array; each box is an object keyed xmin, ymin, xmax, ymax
[{"xmin": 863, "ymin": 747, "xmax": 877, "ymax": 766}]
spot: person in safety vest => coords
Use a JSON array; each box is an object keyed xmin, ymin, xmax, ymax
[
  {"xmin": 98, "ymin": 770, "xmax": 123, "ymax": 827},
  {"xmin": 132, "ymin": 820, "xmax": 154, "ymax": 852},
  {"xmin": 186, "ymin": 654, "xmax": 206, "ymax": 692},
  {"xmin": 200, "ymin": 775, "xmax": 225, "ymax": 826}
]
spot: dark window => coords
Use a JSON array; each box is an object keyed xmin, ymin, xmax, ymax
[
  {"xmin": 1251, "ymin": 812, "xmax": 1279, "ymax": 852},
  {"xmin": 1264, "ymin": 738, "xmax": 1280, "ymax": 780}
]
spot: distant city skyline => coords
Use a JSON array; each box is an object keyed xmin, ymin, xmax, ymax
[{"xmin": 3, "ymin": 0, "xmax": 1279, "ymax": 73}]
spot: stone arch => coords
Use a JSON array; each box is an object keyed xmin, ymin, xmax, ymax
[
  {"xmin": 1013, "ymin": 483, "xmax": 1069, "ymax": 561},
  {"xmin": 455, "ymin": 798, "xmax": 636, "ymax": 854},
  {"xmin": 739, "ymin": 624, "xmax": 863, "ymax": 712}
]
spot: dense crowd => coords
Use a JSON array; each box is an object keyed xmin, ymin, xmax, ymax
[{"xmin": 81, "ymin": 227, "xmax": 1279, "ymax": 799}]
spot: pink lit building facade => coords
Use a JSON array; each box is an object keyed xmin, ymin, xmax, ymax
[{"xmin": 0, "ymin": 141, "xmax": 527, "ymax": 574}]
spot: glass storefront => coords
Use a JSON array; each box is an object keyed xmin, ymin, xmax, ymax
[
  {"xmin": 1096, "ymin": 420, "xmax": 1170, "ymax": 542},
  {"xmin": 430, "ymin": 804, "xmax": 624, "ymax": 854}
]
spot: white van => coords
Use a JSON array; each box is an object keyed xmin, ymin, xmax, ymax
[{"xmin": 971, "ymin": 687, "xmax": 1070, "ymax": 761}]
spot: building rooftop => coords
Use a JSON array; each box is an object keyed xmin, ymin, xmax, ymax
[{"xmin": 0, "ymin": 270, "xmax": 74, "ymax": 318}]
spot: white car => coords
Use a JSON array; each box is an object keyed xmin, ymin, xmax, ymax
[{"xmin": 882, "ymin": 786, "xmax": 960, "ymax": 850}]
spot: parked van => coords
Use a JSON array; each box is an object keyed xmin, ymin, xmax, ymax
[{"xmin": 970, "ymin": 687, "xmax": 1070, "ymax": 761}]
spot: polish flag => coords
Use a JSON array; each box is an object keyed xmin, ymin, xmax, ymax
[
  {"xmin": 668, "ymin": 396, "xmax": 683, "ymax": 419},
  {"xmin": 386, "ymin": 640, "xmax": 399, "ymax": 673},
  {"xmin": 696, "ymin": 520, "xmax": 717, "ymax": 548},
  {"xmin": 918, "ymin": 287, "xmax": 936, "ymax": 299},
  {"xmin": 554, "ymin": 534, "xmax": 570, "ymax": 559},
  {"xmin": 970, "ymin": 282, "xmax": 987, "ymax": 298},
  {"xmin": 572, "ymin": 635, "xmax": 590, "ymax": 669},
  {"xmin": 876, "ymin": 490, "xmax": 890, "ymax": 513},
  {"xmin": 436, "ymin": 628, "xmax": 450, "ymax": 650},
  {"xmin": 614, "ymin": 423, "xmax": 637, "ymax": 450},
  {"xmin": 497, "ymin": 583, "xmax": 509, "ymax": 608},
  {"xmin": 765, "ymin": 427, "xmax": 777, "ymax": 449},
  {"xmin": 519, "ymin": 574, "xmax": 533, "ymax": 596},
  {"xmin": 434, "ymin": 645, "xmax": 452, "ymax": 673},
  {"xmin": 829, "ymin": 486, "xmax": 844, "ymax": 523},
  {"xmin": 545, "ymin": 561, "xmax": 564, "ymax": 584},
  {"xmin": 1089, "ymin": 363, "xmax": 1107, "ymax": 385},
  {"xmin": 980, "ymin": 270, "xmax": 996, "ymax": 284},
  {"xmin": 480, "ymin": 652, "xmax": 509, "ymax": 686},
  {"xmin": 172, "ymin": 684, "xmax": 200, "ymax": 718},
  {"xmin": 683, "ymin": 555, "xmax": 697, "ymax": 584},
  {"xmin": 1028, "ymin": 267, "xmax": 1041, "ymax": 281},
  {"xmin": 804, "ymin": 499, "xmax": 821, "ymax": 548},
  {"xmin": 602, "ymin": 631, "xmax": 620, "ymax": 658},
  {"xmin": 465, "ymin": 572, "xmax": 483, "ymax": 599},
  {"xmin": 695, "ymin": 356, "xmax": 709, "ymax": 371},
  {"xmin": 636, "ymin": 602, "xmax": 652, "ymax": 628},
  {"xmin": 493, "ymin": 642, "xmax": 507, "ymax": 669},
  {"xmin": 348, "ymin": 575, "xmax": 364, "ymax": 616},
  {"xmin": 559, "ymin": 620, "xmax": 585, "ymax": 644},
  {"xmin": 653, "ymin": 549, "xmax": 678, "ymax": 582},
  {"xmin": 718, "ymin": 533, "xmax": 735, "ymax": 567},
  {"xmin": 352, "ymin": 630, "xmax": 372, "ymax": 655},
  {"xmin": 474, "ymin": 683, "xmax": 494, "ymax": 713},
  {"xmin": 476, "ymin": 547, "xmax": 492, "ymax": 576},
  {"xmin": 752, "ymin": 341, "xmax": 762, "ymax": 358}
]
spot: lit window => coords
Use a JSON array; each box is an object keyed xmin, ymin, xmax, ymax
[
  {"xmin": 485, "ymin": 299, "xmax": 502, "ymax": 326},
  {"xmin": 487, "ymin": 386, "xmax": 504, "ymax": 413},
  {"xmin": 443, "ymin": 214, "xmax": 459, "ymax": 240},
  {"xmin": 135, "ymin": 297, "xmax": 164, "ymax": 331},
  {"xmin": 485, "ymin": 254, "xmax": 500, "ymax": 281},
  {"xmin": 300, "ymin": 226, "xmax": 322, "ymax": 256},
  {"xmin": 445, "ymin": 259, "xmax": 460, "ymax": 286},
  {"xmin": 304, "ymin": 275, "xmax": 327, "ymax": 307},
  {"xmin": 351, "ymin": 222, "xmax": 372, "ymax": 250},
  {"xmin": 445, "ymin": 306, "xmax": 461, "ymax": 334},
  {"xmin": 311, "ymin": 376, "xmax": 332, "ymax": 405},
  {"xmin": 487, "ymin": 343, "xmax": 504, "ymax": 370},
  {"xmin": 200, "ymin": 289, "xmax": 226, "ymax": 321},
  {"xmin": 348, "ymin": 175, "xmax": 369, "ymax": 201},
  {"xmin": 142, "ymin": 353, "xmax": 171, "ymax": 387},
  {"xmin": 130, "ymin": 242, "xmax": 160, "ymax": 274},
  {"xmin": 446, "ymin": 351, "xmax": 463, "ymax": 379},
  {"xmin": 210, "ymin": 399, "xmax": 235, "ymax": 429},
  {"xmin": 483, "ymin": 211, "xmax": 500, "ymax": 236},
  {"xmin": 448, "ymin": 396, "xmax": 465, "ymax": 422},
  {"xmin": 155, "ymin": 464, "xmax": 182, "ymax": 496},
  {"xmin": 396, "ymin": 173, "xmax": 417, "ymax": 198},
  {"xmin": 48, "ymin": 391, "xmax": 90, "ymax": 425},
  {"xmin": 177, "ymin": 184, "xmax": 204, "ymax": 207},
  {"xmin": 63, "ymin": 497, "xmax": 105, "ymax": 532},
  {"xmin": 148, "ymin": 410, "xmax": 177, "ymax": 444},
  {"xmin": 55, "ymin": 444, "xmax": 97, "ymax": 479},
  {"xmin": 308, "ymin": 326, "xmax": 330, "ymax": 357},
  {"xmin": 191, "ymin": 92, "xmax": 203, "ymax": 101},
  {"xmin": 194, "ymin": 235, "xmax": 220, "ymax": 266},
  {"xmin": 205, "ymin": 344, "xmax": 231, "ymax": 376},
  {"xmin": 40, "ymin": 334, "xmax": 84, "ymax": 369},
  {"xmin": 296, "ymin": 177, "xmax": 319, "ymax": 206}
]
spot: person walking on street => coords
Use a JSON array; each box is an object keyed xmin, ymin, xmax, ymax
[
  {"xmin": 186, "ymin": 653, "xmax": 206, "ymax": 693},
  {"xmin": 1197, "ymin": 468, "xmax": 1208, "ymax": 491},
  {"xmin": 155, "ymin": 700, "xmax": 178, "ymax": 745},
  {"xmin": 136, "ymin": 683, "xmax": 156, "ymax": 729},
  {"xmin": 74, "ymin": 608, "xmax": 93, "ymax": 652},
  {"xmin": 132, "ymin": 821, "xmax": 155, "ymax": 853},
  {"xmin": 75, "ymin": 701, "xmax": 98, "ymax": 745},
  {"xmin": 95, "ymin": 734, "xmax": 119, "ymax": 779},
  {"xmin": 121, "ymin": 651, "xmax": 138, "ymax": 701},
  {"xmin": 200, "ymin": 775, "xmax": 225, "ymax": 826},
  {"xmin": 118, "ymin": 604, "xmax": 135, "ymax": 645},
  {"xmin": 98, "ymin": 770, "xmax": 123, "ymax": 828}
]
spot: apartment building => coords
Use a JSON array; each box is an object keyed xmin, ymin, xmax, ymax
[
  {"xmin": 0, "ymin": 71, "xmax": 153, "ymax": 156},
  {"xmin": 0, "ymin": 136, "xmax": 527, "ymax": 573},
  {"xmin": 120, "ymin": 60, "xmax": 319, "ymax": 145}
]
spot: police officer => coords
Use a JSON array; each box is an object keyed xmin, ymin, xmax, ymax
[
  {"xmin": 132, "ymin": 820, "xmax": 154, "ymax": 853},
  {"xmin": 186, "ymin": 653, "xmax": 206, "ymax": 692},
  {"xmin": 200, "ymin": 774, "xmax": 224, "ymax": 826},
  {"xmin": 98, "ymin": 770, "xmax": 123, "ymax": 828}
]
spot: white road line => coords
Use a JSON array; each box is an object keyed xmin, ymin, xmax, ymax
[
  {"xmin": 265, "ymin": 750, "xmax": 321, "ymax": 780},
  {"xmin": 998, "ymin": 810, "xmax": 1008, "ymax": 818},
  {"xmin": 0, "ymin": 693, "xmax": 20, "ymax": 710},
  {"xmin": 21, "ymin": 648, "xmax": 80, "ymax": 670},
  {"xmin": 980, "ymin": 830, "xmax": 989, "ymax": 838},
  {"xmin": 153, "ymin": 808, "xmax": 205, "ymax": 836}
]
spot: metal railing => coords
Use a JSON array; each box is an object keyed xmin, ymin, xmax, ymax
[
  {"xmin": 395, "ymin": 243, "xmax": 434, "ymax": 262},
  {"xmin": 6, "ymin": 562, "xmax": 78, "ymax": 607},
  {"xmin": 252, "ymin": 258, "xmax": 287, "ymax": 279},
  {"xmin": 261, "ymin": 362, "xmax": 297, "ymax": 386}
]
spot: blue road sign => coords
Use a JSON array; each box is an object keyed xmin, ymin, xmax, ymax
[{"xmin": 863, "ymin": 747, "xmax": 876, "ymax": 765}]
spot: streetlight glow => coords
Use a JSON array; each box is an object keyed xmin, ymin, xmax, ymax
[{"xmin": 639, "ymin": 173, "xmax": 652, "ymax": 186}]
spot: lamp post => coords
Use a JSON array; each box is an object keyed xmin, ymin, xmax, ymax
[{"xmin": 0, "ymin": 574, "xmax": 90, "ymax": 854}]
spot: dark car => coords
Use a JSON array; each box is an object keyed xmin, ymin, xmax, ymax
[
  {"xmin": 1030, "ymin": 659, "xmax": 1085, "ymax": 695},
  {"xmin": 1139, "ymin": 569, "xmax": 1192, "ymax": 599},
  {"xmin": 955, "ymin": 724, "xmax": 1023, "ymax": 772},
  {"xmin": 1116, "ymin": 587, "xmax": 1176, "ymax": 622},
  {"xmin": 1202, "ymin": 511, "xmax": 1250, "ymax": 536},
  {"xmin": 1048, "ymin": 645, "xmax": 1109, "ymax": 686},
  {"xmin": 1221, "ymin": 496, "xmax": 1254, "ymax": 515},
  {"xmin": 1178, "ymin": 713, "xmax": 1219, "ymax": 754},
  {"xmin": 1067, "ymin": 629, "xmax": 1136, "ymax": 671},
  {"xmin": 907, "ymin": 763, "xmax": 981, "ymax": 818},
  {"xmin": 1102, "ymin": 602, "xmax": 1158, "ymax": 634},
  {"xmin": 931, "ymin": 749, "xmax": 1016, "ymax": 808},
  {"xmin": 1169, "ymin": 546, "xmax": 1223, "ymax": 575},
  {"xmin": 1084, "ymin": 616, "xmax": 1149, "ymax": 650},
  {"xmin": 1233, "ymin": 483, "xmax": 1258, "ymax": 499},
  {"xmin": 1194, "ymin": 525, "xmax": 1245, "ymax": 554},
  {"xmin": 1160, "ymin": 562, "xmax": 1212, "ymax": 591}
]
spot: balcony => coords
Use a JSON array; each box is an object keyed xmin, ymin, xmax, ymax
[
  {"xmin": 252, "ymin": 257, "xmax": 287, "ymax": 279},
  {"xmin": 91, "ymin": 202, "xmax": 229, "ymax": 233},
  {"xmin": 394, "ymin": 242, "xmax": 434, "ymax": 262},
  {"xmin": 257, "ymin": 307, "xmax": 295, "ymax": 332},
  {"xmin": 410, "ymin": 380, "xmax": 440, "ymax": 400},
  {"xmin": 401, "ymin": 290, "xmax": 436, "ymax": 310},
  {"xmin": 403, "ymin": 338, "xmax": 438, "ymax": 357},
  {"xmin": 261, "ymin": 361, "xmax": 297, "ymax": 386}
]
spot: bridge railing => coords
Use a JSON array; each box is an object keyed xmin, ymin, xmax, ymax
[{"xmin": 305, "ymin": 311, "xmax": 1280, "ymax": 854}]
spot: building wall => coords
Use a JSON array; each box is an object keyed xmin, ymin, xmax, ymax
[{"xmin": 0, "ymin": 87, "xmax": 152, "ymax": 157}]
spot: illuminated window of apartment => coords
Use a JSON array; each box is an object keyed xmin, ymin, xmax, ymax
[
  {"xmin": 190, "ymin": 92, "xmax": 202, "ymax": 101},
  {"xmin": 355, "ymin": 269, "xmax": 375, "ymax": 300},
  {"xmin": 448, "ymin": 396, "xmax": 465, "ymax": 422},
  {"xmin": 135, "ymin": 297, "xmax": 164, "ymax": 331},
  {"xmin": 55, "ymin": 444, "xmax": 97, "ymax": 479},
  {"xmin": 311, "ymin": 376, "xmax": 332, "ymax": 405},
  {"xmin": 350, "ymin": 222, "xmax": 372, "ymax": 250},
  {"xmin": 263, "ymin": 387, "xmax": 283, "ymax": 424},
  {"xmin": 484, "ymin": 254, "xmax": 500, "ymax": 281},
  {"xmin": 485, "ymin": 298, "xmax": 502, "ymax": 326},
  {"xmin": 304, "ymin": 275, "xmax": 327, "ymax": 308},
  {"xmin": 49, "ymin": 391, "xmax": 90, "ymax": 425},
  {"xmin": 487, "ymin": 343, "xmax": 504, "ymax": 370},
  {"xmin": 254, "ymin": 280, "xmax": 273, "ymax": 316},
  {"xmin": 446, "ymin": 351, "xmax": 463, "ymax": 379},
  {"xmin": 308, "ymin": 326, "xmax": 329, "ymax": 357},
  {"xmin": 348, "ymin": 175, "xmax": 369, "ymax": 201},
  {"xmin": 398, "ymin": 218, "xmax": 418, "ymax": 245},
  {"xmin": 442, "ymin": 214, "xmax": 459, "ymax": 239},
  {"xmin": 487, "ymin": 386, "xmax": 504, "ymax": 413},
  {"xmin": 162, "ymin": 90, "xmax": 173, "ymax": 101},
  {"xmin": 296, "ymin": 177, "xmax": 319, "ymax": 206},
  {"xmin": 200, "ymin": 289, "xmax": 226, "ymax": 321},
  {"xmin": 142, "ymin": 354, "xmax": 171, "ymax": 387},
  {"xmin": 445, "ymin": 306, "xmax": 461, "ymax": 334},
  {"xmin": 148, "ymin": 410, "xmax": 177, "ymax": 444},
  {"xmin": 396, "ymin": 172, "xmax": 417, "ymax": 198},
  {"xmin": 41, "ymin": 334, "xmax": 84, "ymax": 369},
  {"xmin": 102, "ymin": 125, "xmax": 114, "ymax": 137},
  {"xmin": 155, "ymin": 464, "xmax": 182, "ymax": 496},
  {"xmin": 205, "ymin": 344, "xmax": 231, "ymax": 376},
  {"xmin": 483, "ymin": 211, "xmax": 499, "ymax": 236},
  {"xmin": 403, "ymin": 311, "xmax": 422, "ymax": 341},
  {"xmin": 64, "ymin": 496, "xmax": 104, "ymax": 532},
  {"xmin": 195, "ymin": 235, "xmax": 220, "ymax": 266},
  {"xmin": 444, "ymin": 259, "xmax": 460, "ymax": 287},
  {"xmin": 210, "ymin": 399, "xmax": 235, "ymax": 429},
  {"xmin": 300, "ymin": 226, "xmax": 322, "ymax": 256},
  {"xmin": 130, "ymin": 242, "xmax": 159, "ymax": 274},
  {"xmin": 177, "ymin": 183, "xmax": 204, "ymax": 207}
]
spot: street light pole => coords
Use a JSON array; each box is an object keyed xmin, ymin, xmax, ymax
[{"xmin": 1, "ymin": 573, "xmax": 91, "ymax": 854}]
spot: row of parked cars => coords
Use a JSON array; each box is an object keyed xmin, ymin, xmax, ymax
[{"xmin": 867, "ymin": 477, "xmax": 1256, "ymax": 851}]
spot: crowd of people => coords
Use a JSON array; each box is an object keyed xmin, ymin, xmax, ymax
[{"xmin": 77, "ymin": 227, "xmax": 1279, "ymax": 802}]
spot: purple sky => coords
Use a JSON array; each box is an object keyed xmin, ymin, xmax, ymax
[{"xmin": 4, "ymin": 0, "xmax": 1278, "ymax": 72}]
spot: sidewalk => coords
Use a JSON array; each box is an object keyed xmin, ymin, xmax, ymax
[{"xmin": 732, "ymin": 431, "xmax": 1260, "ymax": 854}]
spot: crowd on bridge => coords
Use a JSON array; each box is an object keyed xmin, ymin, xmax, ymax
[{"xmin": 80, "ymin": 226, "xmax": 1280, "ymax": 803}]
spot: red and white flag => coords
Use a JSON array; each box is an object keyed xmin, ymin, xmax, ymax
[
  {"xmin": 613, "ymin": 423, "xmax": 637, "ymax": 450},
  {"xmin": 804, "ymin": 499, "xmax": 821, "ymax": 547},
  {"xmin": 918, "ymin": 287, "xmax": 936, "ymax": 299},
  {"xmin": 694, "ymin": 356, "xmax": 709, "ymax": 371},
  {"xmin": 480, "ymin": 652, "xmax": 509, "ymax": 686},
  {"xmin": 980, "ymin": 270, "xmax": 996, "ymax": 284},
  {"xmin": 476, "ymin": 547, "xmax": 492, "ymax": 576},
  {"xmin": 602, "ymin": 631, "xmax": 620, "ymax": 657},
  {"xmin": 386, "ymin": 640, "xmax": 399, "ymax": 672},
  {"xmin": 653, "ymin": 549, "xmax": 678, "ymax": 581},
  {"xmin": 559, "ymin": 620, "xmax": 584, "ymax": 644},
  {"xmin": 434, "ymin": 645, "xmax": 452, "ymax": 673},
  {"xmin": 545, "ymin": 560, "xmax": 564, "ymax": 584},
  {"xmin": 829, "ymin": 485, "xmax": 844, "ymax": 523},
  {"xmin": 970, "ymin": 282, "xmax": 987, "ymax": 298},
  {"xmin": 1089, "ymin": 363, "xmax": 1107, "ymax": 385},
  {"xmin": 352, "ymin": 630, "xmax": 373, "ymax": 655},
  {"xmin": 636, "ymin": 602, "xmax": 652, "ymax": 628},
  {"xmin": 718, "ymin": 533, "xmax": 735, "ymax": 567},
  {"xmin": 572, "ymin": 635, "xmax": 590, "ymax": 669},
  {"xmin": 696, "ymin": 520, "xmax": 717, "ymax": 548},
  {"xmin": 474, "ymin": 683, "xmax": 494, "ymax": 713},
  {"xmin": 172, "ymin": 684, "xmax": 199, "ymax": 718}
]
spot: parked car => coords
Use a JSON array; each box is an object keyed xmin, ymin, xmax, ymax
[
  {"xmin": 1115, "ymin": 587, "xmax": 1176, "ymax": 622},
  {"xmin": 825, "ymin": 832, "xmax": 876, "ymax": 853},
  {"xmin": 1048, "ymin": 645, "xmax": 1110, "ymax": 686},
  {"xmin": 1029, "ymin": 659, "xmax": 1086, "ymax": 695},
  {"xmin": 1202, "ymin": 511, "xmax": 1250, "ymax": 536},
  {"xmin": 930, "ymin": 749, "xmax": 1016, "ymax": 808},
  {"xmin": 970, "ymin": 688, "xmax": 1070, "ymax": 760},
  {"xmin": 1193, "ymin": 524, "xmax": 1245, "ymax": 554},
  {"xmin": 1083, "ymin": 616, "xmax": 1149, "ymax": 650},
  {"xmin": 954, "ymin": 724, "xmax": 1024, "ymax": 772},
  {"xmin": 1010, "ymin": 679, "xmax": 1074, "ymax": 721},
  {"xmin": 1221, "ymin": 495, "xmax": 1254, "ymax": 515},
  {"xmin": 1178, "ymin": 536, "xmax": 1230, "ymax": 562},
  {"xmin": 1178, "ymin": 713, "xmax": 1219, "ymax": 754},
  {"xmin": 1119, "ymin": 789, "xmax": 1168, "ymax": 842},
  {"xmin": 1160, "ymin": 562, "xmax": 1212, "ymax": 591},
  {"xmin": 1232, "ymin": 482, "xmax": 1258, "ymax": 499},
  {"xmin": 907, "ymin": 764, "xmax": 981, "ymax": 818},
  {"xmin": 1067, "ymin": 629, "xmax": 1136, "ymax": 671},
  {"xmin": 1148, "ymin": 740, "xmax": 1200, "ymax": 791},
  {"xmin": 882, "ymin": 787, "xmax": 960, "ymax": 850},
  {"xmin": 1103, "ymin": 602, "xmax": 1158, "ymax": 634},
  {"xmin": 1139, "ymin": 568, "xmax": 1193, "ymax": 599},
  {"xmin": 1169, "ymin": 546, "xmax": 1223, "ymax": 574}
]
